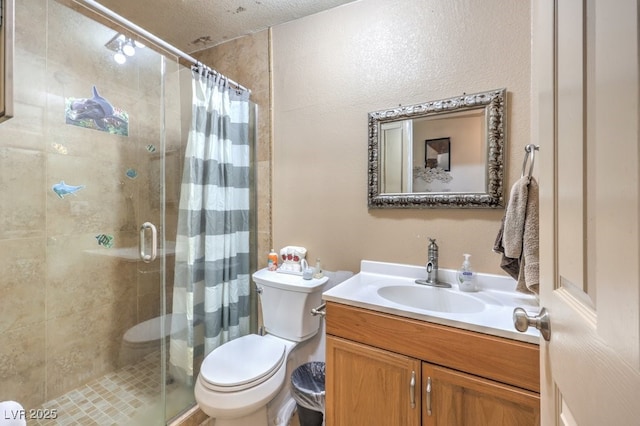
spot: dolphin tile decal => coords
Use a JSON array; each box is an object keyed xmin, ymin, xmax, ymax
[
  {"xmin": 65, "ymin": 86, "xmax": 129, "ymax": 136},
  {"xmin": 52, "ymin": 181, "xmax": 85, "ymax": 198}
]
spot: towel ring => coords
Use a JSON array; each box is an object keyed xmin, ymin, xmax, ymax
[{"xmin": 521, "ymin": 144, "xmax": 540, "ymax": 178}]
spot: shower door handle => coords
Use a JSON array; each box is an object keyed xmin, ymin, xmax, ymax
[{"xmin": 139, "ymin": 222, "xmax": 158, "ymax": 263}]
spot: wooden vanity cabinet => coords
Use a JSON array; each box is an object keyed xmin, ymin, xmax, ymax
[{"xmin": 325, "ymin": 302, "xmax": 540, "ymax": 426}]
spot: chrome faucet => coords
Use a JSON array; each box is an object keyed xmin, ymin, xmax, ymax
[
  {"xmin": 426, "ymin": 238, "xmax": 439, "ymax": 284},
  {"xmin": 416, "ymin": 238, "xmax": 451, "ymax": 288}
]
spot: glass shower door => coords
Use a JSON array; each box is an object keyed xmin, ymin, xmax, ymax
[{"xmin": 0, "ymin": 0, "xmax": 182, "ymax": 424}]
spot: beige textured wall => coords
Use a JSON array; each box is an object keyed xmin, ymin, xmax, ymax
[{"xmin": 271, "ymin": 0, "xmax": 531, "ymax": 275}]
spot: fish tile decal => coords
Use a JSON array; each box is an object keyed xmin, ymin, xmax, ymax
[
  {"xmin": 125, "ymin": 168, "xmax": 138, "ymax": 179},
  {"xmin": 95, "ymin": 234, "xmax": 114, "ymax": 248},
  {"xmin": 51, "ymin": 142, "xmax": 68, "ymax": 155},
  {"xmin": 52, "ymin": 181, "xmax": 85, "ymax": 198},
  {"xmin": 65, "ymin": 86, "xmax": 129, "ymax": 136}
]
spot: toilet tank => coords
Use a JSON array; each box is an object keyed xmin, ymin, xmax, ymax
[{"xmin": 253, "ymin": 268, "xmax": 329, "ymax": 342}]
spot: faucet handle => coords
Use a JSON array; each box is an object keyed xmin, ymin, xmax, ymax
[{"xmin": 428, "ymin": 238, "xmax": 438, "ymax": 255}]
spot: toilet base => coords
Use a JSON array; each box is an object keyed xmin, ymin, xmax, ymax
[{"xmin": 213, "ymin": 406, "xmax": 267, "ymax": 426}]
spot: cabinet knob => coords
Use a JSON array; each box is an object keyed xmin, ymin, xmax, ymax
[{"xmin": 513, "ymin": 307, "xmax": 551, "ymax": 341}]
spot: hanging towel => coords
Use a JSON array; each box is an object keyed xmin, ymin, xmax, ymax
[
  {"xmin": 519, "ymin": 178, "xmax": 539, "ymax": 294},
  {"xmin": 492, "ymin": 216, "xmax": 520, "ymax": 280},
  {"xmin": 499, "ymin": 176, "xmax": 539, "ymax": 294}
]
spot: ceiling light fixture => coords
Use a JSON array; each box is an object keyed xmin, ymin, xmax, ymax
[
  {"xmin": 105, "ymin": 33, "xmax": 144, "ymax": 65},
  {"xmin": 113, "ymin": 48, "xmax": 127, "ymax": 64},
  {"xmin": 122, "ymin": 38, "xmax": 136, "ymax": 57}
]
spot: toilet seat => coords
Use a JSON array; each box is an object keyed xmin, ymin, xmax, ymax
[
  {"xmin": 199, "ymin": 334, "xmax": 286, "ymax": 392},
  {"xmin": 123, "ymin": 313, "xmax": 186, "ymax": 344}
]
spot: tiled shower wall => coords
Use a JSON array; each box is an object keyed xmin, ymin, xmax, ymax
[{"xmin": 0, "ymin": 0, "xmax": 184, "ymax": 410}]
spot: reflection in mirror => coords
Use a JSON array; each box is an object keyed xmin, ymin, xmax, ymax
[{"xmin": 368, "ymin": 88, "xmax": 506, "ymax": 208}]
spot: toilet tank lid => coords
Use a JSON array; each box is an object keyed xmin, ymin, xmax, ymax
[{"xmin": 253, "ymin": 268, "xmax": 329, "ymax": 293}]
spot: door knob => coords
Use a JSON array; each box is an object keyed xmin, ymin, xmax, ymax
[{"xmin": 513, "ymin": 307, "xmax": 551, "ymax": 341}]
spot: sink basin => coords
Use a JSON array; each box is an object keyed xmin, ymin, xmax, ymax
[{"xmin": 377, "ymin": 285, "xmax": 485, "ymax": 314}]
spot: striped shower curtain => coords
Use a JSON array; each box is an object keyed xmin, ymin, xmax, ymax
[{"xmin": 170, "ymin": 67, "xmax": 251, "ymax": 385}]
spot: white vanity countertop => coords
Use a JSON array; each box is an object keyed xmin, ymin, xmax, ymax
[{"xmin": 322, "ymin": 260, "xmax": 540, "ymax": 344}]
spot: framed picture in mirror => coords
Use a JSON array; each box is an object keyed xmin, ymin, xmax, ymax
[{"xmin": 425, "ymin": 137, "xmax": 450, "ymax": 171}]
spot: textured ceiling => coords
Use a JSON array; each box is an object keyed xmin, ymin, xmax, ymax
[{"xmin": 94, "ymin": 0, "xmax": 359, "ymax": 54}]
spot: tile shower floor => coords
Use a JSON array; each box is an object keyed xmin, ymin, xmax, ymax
[{"xmin": 31, "ymin": 351, "xmax": 190, "ymax": 426}]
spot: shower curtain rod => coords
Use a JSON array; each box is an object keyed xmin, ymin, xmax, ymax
[{"xmin": 72, "ymin": 0, "xmax": 251, "ymax": 93}]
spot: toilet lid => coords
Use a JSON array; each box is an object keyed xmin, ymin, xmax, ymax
[{"xmin": 199, "ymin": 334, "xmax": 286, "ymax": 392}]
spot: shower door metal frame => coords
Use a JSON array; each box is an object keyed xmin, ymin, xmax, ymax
[{"xmin": 0, "ymin": 0, "xmax": 14, "ymax": 123}]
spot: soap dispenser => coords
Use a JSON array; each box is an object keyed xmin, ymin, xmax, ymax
[{"xmin": 457, "ymin": 253, "xmax": 477, "ymax": 292}]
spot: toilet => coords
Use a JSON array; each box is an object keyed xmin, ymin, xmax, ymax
[
  {"xmin": 119, "ymin": 313, "xmax": 187, "ymax": 367},
  {"xmin": 194, "ymin": 268, "xmax": 329, "ymax": 426}
]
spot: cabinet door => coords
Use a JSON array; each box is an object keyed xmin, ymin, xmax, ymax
[
  {"xmin": 422, "ymin": 363, "xmax": 540, "ymax": 426},
  {"xmin": 326, "ymin": 336, "xmax": 421, "ymax": 426}
]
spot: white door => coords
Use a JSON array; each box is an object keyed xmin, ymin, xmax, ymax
[{"xmin": 532, "ymin": 0, "xmax": 640, "ymax": 424}]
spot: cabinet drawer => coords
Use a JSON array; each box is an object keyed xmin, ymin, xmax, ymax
[{"xmin": 326, "ymin": 302, "xmax": 539, "ymax": 393}]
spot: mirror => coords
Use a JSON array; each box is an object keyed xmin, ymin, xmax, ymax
[{"xmin": 368, "ymin": 88, "xmax": 506, "ymax": 208}]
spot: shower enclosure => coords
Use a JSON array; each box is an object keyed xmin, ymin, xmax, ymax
[{"xmin": 0, "ymin": 0, "xmax": 256, "ymax": 424}]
